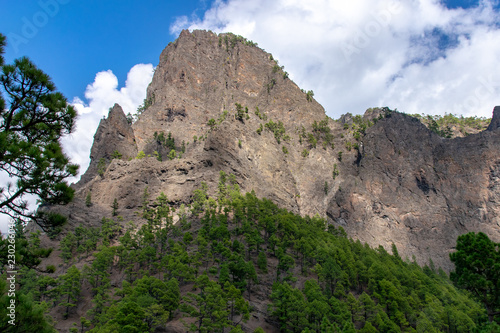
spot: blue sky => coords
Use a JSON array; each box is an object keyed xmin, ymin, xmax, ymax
[
  {"xmin": 1, "ymin": 0, "xmax": 500, "ymax": 232},
  {"xmin": 444, "ymin": 0, "xmax": 486, "ymax": 8},
  {"xmin": 1, "ymin": 0, "xmax": 211, "ymax": 100}
]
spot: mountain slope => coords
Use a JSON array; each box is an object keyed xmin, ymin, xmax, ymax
[
  {"xmin": 65, "ymin": 29, "xmax": 500, "ymax": 271},
  {"xmin": 19, "ymin": 184, "xmax": 492, "ymax": 332}
]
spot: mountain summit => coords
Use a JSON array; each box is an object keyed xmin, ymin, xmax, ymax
[{"xmin": 66, "ymin": 29, "xmax": 500, "ymax": 271}]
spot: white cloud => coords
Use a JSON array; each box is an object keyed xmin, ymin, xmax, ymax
[
  {"xmin": 171, "ymin": 0, "xmax": 500, "ymax": 118},
  {"xmin": 63, "ymin": 63, "xmax": 154, "ymax": 184}
]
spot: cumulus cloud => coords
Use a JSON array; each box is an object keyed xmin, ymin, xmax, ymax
[
  {"xmin": 63, "ymin": 63, "xmax": 154, "ymax": 182},
  {"xmin": 171, "ymin": 0, "xmax": 500, "ymax": 118}
]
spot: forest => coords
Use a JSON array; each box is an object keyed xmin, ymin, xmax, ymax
[{"xmin": 0, "ymin": 171, "xmax": 499, "ymax": 332}]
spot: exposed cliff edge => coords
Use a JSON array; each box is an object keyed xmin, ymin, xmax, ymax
[{"xmin": 59, "ymin": 30, "xmax": 499, "ymax": 271}]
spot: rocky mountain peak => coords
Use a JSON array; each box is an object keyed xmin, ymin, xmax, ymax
[
  {"xmin": 132, "ymin": 29, "xmax": 326, "ymax": 152},
  {"xmin": 62, "ymin": 30, "xmax": 500, "ymax": 272}
]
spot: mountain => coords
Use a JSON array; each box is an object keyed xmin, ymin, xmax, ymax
[
  {"xmin": 14, "ymin": 29, "xmax": 500, "ymax": 333},
  {"xmin": 65, "ymin": 29, "xmax": 500, "ymax": 271}
]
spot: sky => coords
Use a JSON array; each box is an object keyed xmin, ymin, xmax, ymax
[{"xmin": 1, "ymin": 0, "xmax": 499, "ymax": 232}]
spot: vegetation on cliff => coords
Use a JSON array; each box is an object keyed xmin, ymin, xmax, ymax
[{"xmin": 410, "ymin": 113, "xmax": 490, "ymax": 138}]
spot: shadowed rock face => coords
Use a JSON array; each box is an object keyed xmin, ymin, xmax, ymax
[
  {"xmin": 67, "ymin": 30, "xmax": 499, "ymax": 271},
  {"xmin": 328, "ymin": 110, "xmax": 500, "ymax": 270},
  {"xmin": 487, "ymin": 106, "xmax": 500, "ymax": 131}
]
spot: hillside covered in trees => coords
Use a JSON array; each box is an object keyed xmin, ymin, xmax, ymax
[{"xmin": 1, "ymin": 173, "xmax": 499, "ymax": 332}]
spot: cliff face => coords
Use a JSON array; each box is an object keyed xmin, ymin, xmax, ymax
[
  {"xmin": 133, "ymin": 29, "xmax": 327, "ymax": 150},
  {"xmin": 69, "ymin": 30, "xmax": 500, "ymax": 270},
  {"xmin": 329, "ymin": 110, "xmax": 500, "ymax": 270}
]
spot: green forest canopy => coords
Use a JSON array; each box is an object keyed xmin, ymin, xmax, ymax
[{"xmin": 1, "ymin": 172, "xmax": 499, "ymax": 332}]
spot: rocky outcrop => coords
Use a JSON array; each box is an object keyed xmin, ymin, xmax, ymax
[
  {"xmin": 487, "ymin": 106, "xmax": 500, "ymax": 131},
  {"xmin": 78, "ymin": 104, "xmax": 137, "ymax": 185},
  {"xmin": 59, "ymin": 30, "xmax": 499, "ymax": 271}
]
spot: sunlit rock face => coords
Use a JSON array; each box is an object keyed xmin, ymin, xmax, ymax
[{"xmin": 63, "ymin": 30, "xmax": 499, "ymax": 271}]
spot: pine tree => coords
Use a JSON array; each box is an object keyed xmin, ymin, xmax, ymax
[
  {"xmin": 270, "ymin": 282, "xmax": 307, "ymax": 332},
  {"xmin": 225, "ymin": 282, "xmax": 249, "ymax": 322},
  {"xmin": 111, "ymin": 150, "xmax": 122, "ymax": 159},
  {"xmin": 450, "ymin": 232, "xmax": 500, "ymax": 322},
  {"xmin": 85, "ymin": 191, "xmax": 92, "ymax": 207},
  {"xmin": 168, "ymin": 149, "xmax": 176, "ymax": 160},
  {"xmin": 219, "ymin": 263, "xmax": 230, "ymax": 285},
  {"xmin": 164, "ymin": 278, "xmax": 180, "ymax": 320},
  {"xmin": 87, "ymin": 247, "xmax": 114, "ymax": 295},
  {"xmin": 277, "ymin": 253, "xmax": 295, "ymax": 281},
  {"xmin": 359, "ymin": 292, "xmax": 377, "ymax": 324},
  {"xmin": 111, "ymin": 198, "xmax": 118, "ymax": 216},
  {"xmin": 136, "ymin": 150, "xmax": 146, "ymax": 159},
  {"xmin": 113, "ymin": 300, "xmax": 148, "ymax": 331},
  {"xmin": 57, "ymin": 265, "xmax": 81, "ymax": 319},
  {"xmin": 0, "ymin": 278, "xmax": 56, "ymax": 332},
  {"xmin": 182, "ymin": 274, "xmax": 230, "ymax": 332},
  {"xmin": 80, "ymin": 317, "xmax": 91, "ymax": 332},
  {"xmin": 347, "ymin": 292, "xmax": 362, "ymax": 323},
  {"xmin": 0, "ymin": 34, "xmax": 78, "ymax": 229},
  {"xmin": 360, "ymin": 322, "xmax": 378, "ymax": 333},
  {"xmin": 60, "ymin": 232, "xmax": 76, "ymax": 263},
  {"xmin": 245, "ymin": 261, "xmax": 258, "ymax": 301},
  {"xmin": 97, "ymin": 158, "xmax": 106, "ymax": 176}
]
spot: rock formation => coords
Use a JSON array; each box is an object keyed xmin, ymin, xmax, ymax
[
  {"xmin": 61, "ymin": 30, "xmax": 499, "ymax": 271},
  {"xmin": 78, "ymin": 103, "xmax": 137, "ymax": 185},
  {"xmin": 329, "ymin": 110, "xmax": 500, "ymax": 270}
]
